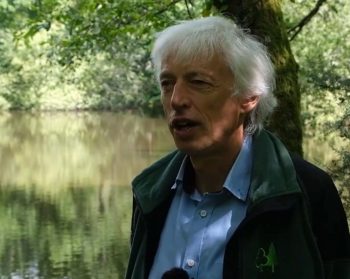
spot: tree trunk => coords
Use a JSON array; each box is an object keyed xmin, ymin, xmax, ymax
[{"xmin": 213, "ymin": 0, "xmax": 303, "ymax": 155}]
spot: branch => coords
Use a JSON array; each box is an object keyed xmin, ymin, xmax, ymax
[
  {"xmin": 153, "ymin": 0, "xmax": 183, "ymax": 17},
  {"xmin": 185, "ymin": 0, "xmax": 193, "ymax": 18},
  {"xmin": 288, "ymin": 0, "xmax": 327, "ymax": 41}
]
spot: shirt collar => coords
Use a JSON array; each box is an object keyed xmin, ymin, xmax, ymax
[
  {"xmin": 173, "ymin": 156, "xmax": 195, "ymax": 194},
  {"xmin": 223, "ymin": 135, "xmax": 252, "ymax": 201},
  {"xmin": 172, "ymin": 135, "xmax": 253, "ymax": 202}
]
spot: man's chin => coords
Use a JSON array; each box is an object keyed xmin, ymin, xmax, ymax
[
  {"xmin": 174, "ymin": 144, "xmax": 197, "ymax": 156},
  {"xmin": 174, "ymin": 143, "xmax": 208, "ymax": 157}
]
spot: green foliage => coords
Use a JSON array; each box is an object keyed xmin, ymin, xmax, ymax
[
  {"xmin": 285, "ymin": 1, "xmax": 349, "ymax": 92},
  {"xmin": 0, "ymin": 31, "xmax": 41, "ymax": 109},
  {"xmin": 17, "ymin": 1, "xmax": 190, "ymax": 63},
  {"xmin": 0, "ymin": 0, "xmax": 197, "ymax": 113},
  {"xmin": 283, "ymin": 0, "xmax": 350, "ymax": 199}
]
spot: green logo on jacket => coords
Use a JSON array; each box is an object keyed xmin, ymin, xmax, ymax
[{"xmin": 256, "ymin": 242, "xmax": 278, "ymax": 273}]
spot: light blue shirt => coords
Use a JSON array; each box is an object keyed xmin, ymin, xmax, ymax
[{"xmin": 149, "ymin": 136, "xmax": 253, "ymax": 279}]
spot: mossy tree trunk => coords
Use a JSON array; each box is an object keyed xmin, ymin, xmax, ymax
[{"xmin": 213, "ymin": 0, "xmax": 303, "ymax": 155}]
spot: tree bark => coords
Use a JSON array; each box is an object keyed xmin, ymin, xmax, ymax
[{"xmin": 213, "ymin": 0, "xmax": 303, "ymax": 155}]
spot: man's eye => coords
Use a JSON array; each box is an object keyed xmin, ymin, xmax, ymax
[
  {"xmin": 160, "ymin": 80, "xmax": 173, "ymax": 90},
  {"xmin": 191, "ymin": 79, "xmax": 210, "ymax": 86}
]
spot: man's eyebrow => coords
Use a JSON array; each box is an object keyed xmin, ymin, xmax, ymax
[
  {"xmin": 159, "ymin": 71, "xmax": 214, "ymax": 80},
  {"xmin": 185, "ymin": 71, "xmax": 213, "ymax": 80},
  {"xmin": 159, "ymin": 72, "xmax": 174, "ymax": 80}
]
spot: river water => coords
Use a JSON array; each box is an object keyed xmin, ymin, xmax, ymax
[
  {"xmin": 0, "ymin": 111, "xmax": 347, "ymax": 278},
  {"xmin": 0, "ymin": 111, "xmax": 174, "ymax": 279}
]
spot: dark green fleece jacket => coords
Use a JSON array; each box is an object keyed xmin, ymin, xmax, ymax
[{"xmin": 126, "ymin": 130, "xmax": 350, "ymax": 279}]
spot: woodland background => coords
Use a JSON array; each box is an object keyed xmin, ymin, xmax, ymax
[{"xmin": 0, "ymin": 0, "xmax": 349, "ymax": 209}]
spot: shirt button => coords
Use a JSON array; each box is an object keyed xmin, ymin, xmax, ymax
[
  {"xmin": 199, "ymin": 209, "xmax": 207, "ymax": 218},
  {"xmin": 187, "ymin": 259, "xmax": 195, "ymax": 267}
]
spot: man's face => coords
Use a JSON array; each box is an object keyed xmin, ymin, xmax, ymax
[{"xmin": 160, "ymin": 54, "xmax": 251, "ymax": 157}]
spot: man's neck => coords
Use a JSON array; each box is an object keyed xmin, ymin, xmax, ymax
[{"xmin": 190, "ymin": 140, "xmax": 243, "ymax": 194}]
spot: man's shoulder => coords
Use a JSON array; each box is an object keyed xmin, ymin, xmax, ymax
[
  {"xmin": 130, "ymin": 150, "xmax": 184, "ymax": 213},
  {"xmin": 290, "ymin": 153, "xmax": 342, "ymax": 223},
  {"xmin": 290, "ymin": 154, "xmax": 333, "ymax": 188},
  {"xmin": 290, "ymin": 155, "xmax": 350, "ymax": 260},
  {"xmin": 131, "ymin": 150, "xmax": 185, "ymax": 196},
  {"xmin": 133, "ymin": 150, "xmax": 183, "ymax": 183}
]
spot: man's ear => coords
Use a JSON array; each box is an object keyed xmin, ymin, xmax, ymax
[{"xmin": 240, "ymin": 95, "xmax": 259, "ymax": 113}]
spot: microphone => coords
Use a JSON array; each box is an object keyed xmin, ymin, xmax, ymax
[{"xmin": 161, "ymin": 267, "xmax": 189, "ymax": 279}]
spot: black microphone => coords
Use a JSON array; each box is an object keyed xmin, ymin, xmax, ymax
[{"xmin": 161, "ymin": 267, "xmax": 189, "ymax": 279}]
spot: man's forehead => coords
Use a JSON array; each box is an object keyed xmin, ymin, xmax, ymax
[
  {"xmin": 159, "ymin": 54, "xmax": 230, "ymax": 79},
  {"xmin": 161, "ymin": 52, "xmax": 218, "ymax": 68},
  {"xmin": 160, "ymin": 63, "xmax": 215, "ymax": 79}
]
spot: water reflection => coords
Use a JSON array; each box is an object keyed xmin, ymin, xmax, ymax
[
  {"xmin": 0, "ymin": 111, "xmax": 174, "ymax": 279},
  {"xmin": 0, "ymin": 111, "xmax": 348, "ymax": 278},
  {"xmin": 0, "ymin": 111, "xmax": 174, "ymax": 189}
]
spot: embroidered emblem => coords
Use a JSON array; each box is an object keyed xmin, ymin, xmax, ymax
[{"xmin": 255, "ymin": 242, "xmax": 278, "ymax": 273}]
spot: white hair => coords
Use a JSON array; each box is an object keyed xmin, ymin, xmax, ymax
[{"xmin": 151, "ymin": 16, "xmax": 277, "ymax": 134}]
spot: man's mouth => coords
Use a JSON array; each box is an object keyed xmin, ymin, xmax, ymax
[{"xmin": 171, "ymin": 119, "xmax": 199, "ymax": 130}]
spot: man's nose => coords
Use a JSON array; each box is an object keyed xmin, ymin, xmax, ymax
[{"xmin": 170, "ymin": 82, "xmax": 191, "ymax": 110}]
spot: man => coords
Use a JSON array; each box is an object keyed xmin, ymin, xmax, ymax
[{"xmin": 125, "ymin": 16, "xmax": 350, "ymax": 279}]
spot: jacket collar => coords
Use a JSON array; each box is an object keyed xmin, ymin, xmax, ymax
[
  {"xmin": 132, "ymin": 150, "xmax": 186, "ymax": 214},
  {"xmin": 248, "ymin": 130, "xmax": 301, "ymax": 210},
  {"xmin": 132, "ymin": 130, "xmax": 301, "ymax": 214}
]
